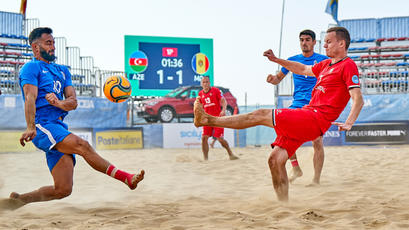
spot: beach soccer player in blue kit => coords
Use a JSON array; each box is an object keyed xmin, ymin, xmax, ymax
[
  {"xmin": 266, "ymin": 29, "xmax": 328, "ymax": 184},
  {"xmin": 9, "ymin": 27, "xmax": 144, "ymax": 207}
]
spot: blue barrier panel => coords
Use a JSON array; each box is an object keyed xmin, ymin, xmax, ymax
[
  {"xmin": 65, "ymin": 97, "xmax": 127, "ymax": 128},
  {"xmin": 133, "ymin": 124, "xmax": 163, "ymax": 148},
  {"xmin": 0, "ymin": 95, "xmax": 127, "ymax": 129},
  {"xmin": 279, "ymin": 94, "xmax": 409, "ymax": 123},
  {"xmin": 0, "ymin": 95, "xmax": 26, "ymax": 129},
  {"xmin": 239, "ymin": 105, "xmax": 276, "ymax": 146},
  {"xmin": 234, "ymin": 129, "xmax": 246, "ymax": 147},
  {"xmin": 337, "ymin": 94, "xmax": 409, "ymax": 122}
]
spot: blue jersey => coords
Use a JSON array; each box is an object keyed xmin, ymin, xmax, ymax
[
  {"xmin": 281, "ymin": 53, "xmax": 328, "ymax": 108},
  {"xmin": 19, "ymin": 58, "xmax": 73, "ymax": 124}
]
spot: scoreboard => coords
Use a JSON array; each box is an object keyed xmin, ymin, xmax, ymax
[{"xmin": 124, "ymin": 36, "xmax": 214, "ymax": 96}]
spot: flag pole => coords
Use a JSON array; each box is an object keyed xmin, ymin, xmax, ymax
[{"xmin": 275, "ymin": 0, "xmax": 285, "ymax": 109}]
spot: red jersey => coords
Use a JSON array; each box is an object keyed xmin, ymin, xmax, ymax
[
  {"xmin": 199, "ymin": 87, "xmax": 223, "ymax": 116},
  {"xmin": 305, "ymin": 57, "xmax": 360, "ymax": 122}
]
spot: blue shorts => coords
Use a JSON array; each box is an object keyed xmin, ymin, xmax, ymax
[{"xmin": 32, "ymin": 120, "xmax": 76, "ymax": 172}]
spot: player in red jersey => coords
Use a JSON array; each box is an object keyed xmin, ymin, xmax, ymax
[
  {"xmin": 198, "ymin": 76, "xmax": 239, "ymax": 161},
  {"xmin": 194, "ymin": 27, "xmax": 364, "ymax": 201}
]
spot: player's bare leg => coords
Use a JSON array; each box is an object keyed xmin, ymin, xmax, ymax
[
  {"xmin": 194, "ymin": 98, "xmax": 274, "ymax": 129},
  {"xmin": 56, "ymin": 134, "xmax": 144, "ymax": 190},
  {"xmin": 268, "ymin": 146, "xmax": 289, "ymax": 201},
  {"xmin": 312, "ymin": 136, "xmax": 324, "ymax": 184},
  {"xmin": 217, "ymin": 137, "xmax": 239, "ymax": 160},
  {"xmin": 9, "ymin": 154, "xmax": 74, "ymax": 205},
  {"xmin": 288, "ymin": 153, "xmax": 303, "ymax": 183},
  {"xmin": 201, "ymin": 135, "xmax": 210, "ymax": 160}
]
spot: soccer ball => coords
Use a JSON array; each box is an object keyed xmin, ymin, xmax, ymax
[{"xmin": 103, "ymin": 76, "xmax": 132, "ymax": 103}]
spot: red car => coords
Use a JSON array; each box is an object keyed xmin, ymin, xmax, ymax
[{"xmin": 137, "ymin": 85, "xmax": 239, "ymax": 123}]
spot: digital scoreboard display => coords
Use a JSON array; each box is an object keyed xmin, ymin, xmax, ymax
[{"xmin": 124, "ymin": 36, "xmax": 214, "ymax": 96}]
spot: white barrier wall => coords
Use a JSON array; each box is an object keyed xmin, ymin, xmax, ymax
[{"xmin": 162, "ymin": 123, "xmax": 234, "ymax": 148}]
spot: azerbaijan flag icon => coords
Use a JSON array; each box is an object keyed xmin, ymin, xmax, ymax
[
  {"xmin": 191, "ymin": 53, "xmax": 209, "ymax": 75},
  {"xmin": 129, "ymin": 51, "xmax": 148, "ymax": 73}
]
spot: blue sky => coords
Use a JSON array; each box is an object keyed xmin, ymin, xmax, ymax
[{"xmin": 2, "ymin": 0, "xmax": 409, "ymax": 105}]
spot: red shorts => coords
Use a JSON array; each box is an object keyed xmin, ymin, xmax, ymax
[
  {"xmin": 272, "ymin": 108, "xmax": 331, "ymax": 158},
  {"xmin": 203, "ymin": 126, "xmax": 224, "ymax": 138}
]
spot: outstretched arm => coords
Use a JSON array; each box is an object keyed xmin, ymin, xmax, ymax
[
  {"xmin": 266, "ymin": 71, "xmax": 286, "ymax": 85},
  {"xmin": 263, "ymin": 49, "xmax": 315, "ymax": 77},
  {"xmin": 45, "ymin": 86, "xmax": 78, "ymax": 111},
  {"xmin": 332, "ymin": 88, "xmax": 364, "ymax": 131},
  {"xmin": 20, "ymin": 84, "xmax": 38, "ymax": 146}
]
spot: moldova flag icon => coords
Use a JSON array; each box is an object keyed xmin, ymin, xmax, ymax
[
  {"xmin": 129, "ymin": 51, "xmax": 148, "ymax": 73},
  {"xmin": 191, "ymin": 53, "xmax": 209, "ymax": 75}
]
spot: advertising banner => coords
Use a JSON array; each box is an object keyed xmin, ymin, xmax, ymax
[
  {"xmin": 0, "ymin": 130, "xmax": 37, "ymax": 152},
  {"xmin": 95, "ymin": 128, "xmax": 143, "ymax": 150},
  {"xmin": 163, "ymin": 123, "xmax": 234, "ymax": 148},
  {"xmin": 345, "ymin": 122, "xmax": 409, "ymax": 144}
]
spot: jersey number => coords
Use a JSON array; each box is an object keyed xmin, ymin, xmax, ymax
[{"xmin": 53, "ymin": 80, "xmax": 62, "ymax": 94}]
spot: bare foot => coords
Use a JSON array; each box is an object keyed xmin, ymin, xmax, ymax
[
  {"xmin": 306, "ymin": 182, "xmax": 320, "ymax": 187},
  {"xmin": 127, "ymin": 170, "xmax": 145, "ymax": 190},
  {"xmin": 0, "ymin": 193, "xmax": 26, "ymax": 211},
  {"xmin": 289, "ymin": 167, "xmax": 303, "ymax": 183},
  {"xmin": 229, "ymin": 155, "xmax": 239, "ymax": 160},
  {"xmin": 194, "ymin": 98, "xmax": 209, "ymax": 127},
  {"xmin": 311, "ymin": 177, "xmax": 320, "ymax": 185}
]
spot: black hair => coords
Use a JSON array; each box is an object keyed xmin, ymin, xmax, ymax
[
  {"xmin": 326, "ymin": 27, "xmax": 351, "ymax": 50},
  {"xmin": 28, "ymin": 27, "xmax": 53, "ymax": 45},
  {"xmin": 299, "ymin": 29, "xmax": 316, "ymax": 41}
]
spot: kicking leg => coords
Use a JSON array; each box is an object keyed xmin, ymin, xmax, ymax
[
  {"xmin": 268, "ymin": 146, "xmax": 289, "ymax": 201},
  {"xmin": 55, "ymin": 134, "xmax": 144, "ymax": 190},
  {"xmin": 194, "ymin": 99, "xmax": 274, "ymax": 129}
]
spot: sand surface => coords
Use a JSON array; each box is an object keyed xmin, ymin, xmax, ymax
[{"xmin": 1, "ymin": 145, "xmax": 409, "ymax": 229}]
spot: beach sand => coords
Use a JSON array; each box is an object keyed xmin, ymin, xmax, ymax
[{"xmin": 1, "ymin": 145, "xmax": 409, "ymax": 229}]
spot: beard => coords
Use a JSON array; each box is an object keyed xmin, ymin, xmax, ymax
[
  {"xmin": 40, "ymin": 47, "xmax": 56, "ymax": 62},
  {"xmin": 302, "ymin": 46, "xmax": 311, "ymax": 53}
]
